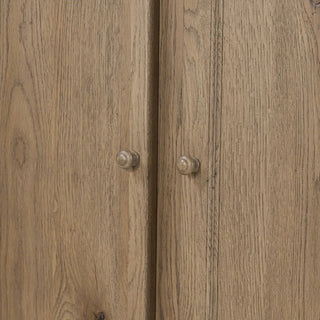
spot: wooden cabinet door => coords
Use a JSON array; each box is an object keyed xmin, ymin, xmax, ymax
[
  {"xmin": 157, "ymin": 1, "xmax": 320, "ymax": 319},
  {"xmin": 0, "ymin": 1, "xmax": 158, "ymax": 319}
]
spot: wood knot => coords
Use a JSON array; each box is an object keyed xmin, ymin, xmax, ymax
[
  {"xmin": 93, "ymin": 312, "xmax": 105, "ymax": 320},
  {"xmin": 13, "ymin": 136, "xmax": 26, "ymax": 167},
  {"xmin": 310, "ymin": 0, "xmax": 320, "ymax": 7}
]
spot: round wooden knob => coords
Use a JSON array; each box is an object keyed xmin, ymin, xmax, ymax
[
  {"xmin": 177, "ymin": 155, "xmax": 200, "ymax": 175},
  {"xmin": 116, "ymin": 150, "xmax": 140, "ymax": 169}
]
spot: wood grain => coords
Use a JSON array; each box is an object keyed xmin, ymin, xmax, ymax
[
  {"xmin": 219, "ymin": 1, "xmax": 320, "ymax": 319},
  {"xmin": 156, "ymin": 0, "xmax": 222, "ymax": 319},
  {"xmin": 0, "ymin": 1, "xmax": 159, "ymax": 319},
  {"xmin": 157, "ymin": 0, "xmax": 320, "ymax": 319}
]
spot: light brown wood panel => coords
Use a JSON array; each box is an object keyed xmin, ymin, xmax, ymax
[
  {"xmin": 0, "ymin": 1, "xmax": 159, "ymax": 319},
  {"xmin": 219, "ymin": 1, "xmax": 320, "ymax": 319},
  {"xmin": 156, "ymin": 0, "xmax": 223, "ymax": 319},
  {"xmin": 157, "ymin": 0, "xmax": 320, "ymax": 319}
]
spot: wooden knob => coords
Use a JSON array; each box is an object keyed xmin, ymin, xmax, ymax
[
  {"xmin": 116, "ymin": 150, "xmax": 140, "ymax": 169},
  {"xmin": 177, "ymin": 156, "xmax": 200, "ymax": 175}
]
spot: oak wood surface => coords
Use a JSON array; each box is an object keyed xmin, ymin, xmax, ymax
[
  {"xmin": 0, "ymin": 1, "xmax": 158, "ymax": 319},
  {"xmin": 157, "ymin": 0, "xmax": 222, "ymax": 319},
  {"xmin": 157, "ymin": 1, "xmax": 320, "ymax": 319}
]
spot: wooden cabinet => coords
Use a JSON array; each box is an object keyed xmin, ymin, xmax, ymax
[{"xmin": 1, "ymin": 1, "xmax": 320, "ymax": 319}]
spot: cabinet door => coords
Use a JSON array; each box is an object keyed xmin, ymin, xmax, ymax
[
  {"xmin": 157, "ymin": 1, "xmax": 320, "ymax": 319},
  {"xmin": 0, "ymin": 1, "xmax": 158, "ymax": 319}
]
